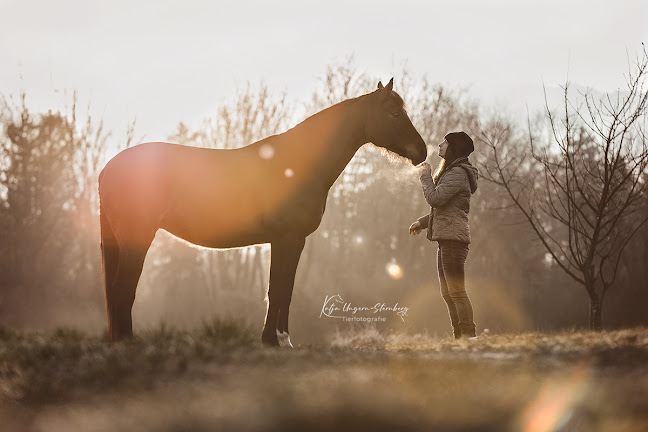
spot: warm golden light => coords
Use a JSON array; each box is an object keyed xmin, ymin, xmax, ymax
[
  {"xmin": 386, "ymin": 262, "xmax": 403, "ymax": 279},
  {"xmin": 284, "ymin": 168, "xmax": 294, "ymax": 178}
]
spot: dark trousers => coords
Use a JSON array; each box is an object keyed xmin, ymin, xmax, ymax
[{"xmin": 437, "ymin": 240, "xmax": 476, "ymax": 338}]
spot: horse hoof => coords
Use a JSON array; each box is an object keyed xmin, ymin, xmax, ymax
[
  {"xmin": 276, "ymin": 330, "xmax": 293, "ymax": 348},
  {"xmin": 261, "ymin": 332, "xmax": 279, "ymax": 347}
]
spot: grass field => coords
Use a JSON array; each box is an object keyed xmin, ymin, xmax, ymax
[{"xmin": 1, "ymin": 323, "xmax": 647, "ymax": 432}]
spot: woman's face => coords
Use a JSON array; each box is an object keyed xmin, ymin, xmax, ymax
[{"xmin": 438, "ymin": 140, "xmax": 449, "ymax": 159}]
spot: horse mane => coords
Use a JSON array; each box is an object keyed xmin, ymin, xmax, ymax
[
  {"xmin": 290, "ymin": 88, "xmax": 408, "ymax": 137},
  {"xmin": 287, "ymin": 95, "xmax": 363, "ymax": 136},
  {"xmin": 291, "ymin": 90, "xmax": 408, "ymax": 138}
]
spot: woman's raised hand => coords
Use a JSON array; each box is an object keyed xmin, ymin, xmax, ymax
[
  {"xmin": 409, "ymin": 221, "xmax": 422, "ymax": 235},
  {"xmin": 418, "ymin": 162, "xmax": 432, "ymax": 176}
]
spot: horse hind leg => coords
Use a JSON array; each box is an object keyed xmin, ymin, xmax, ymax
[
  {"xmin": 106, "ymin": 229, "xmax": 155, "ymax": 342},
  {"xmin": 262, "ymin": 237, "xmax": 305, "ymax": 348}
]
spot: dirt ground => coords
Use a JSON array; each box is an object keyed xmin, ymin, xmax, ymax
[{"xmin": 1, "ymin": 324, "xmax": 647, "ymax": 432}]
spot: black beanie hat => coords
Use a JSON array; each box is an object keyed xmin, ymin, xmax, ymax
[{"xmin": 444, "ymin": 131, "xmax": 474, "ymax": 157}]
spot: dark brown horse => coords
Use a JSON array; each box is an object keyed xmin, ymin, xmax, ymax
[{"xmin": 99, "ymin": 78, "xmax": 426, "ymax": 346}]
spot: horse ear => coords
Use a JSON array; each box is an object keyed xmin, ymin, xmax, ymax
[
  {"xmin": 377, "ymin": 81, "xmax": 384, "ymax": 89},
  {"xmin": 385, "ymin": 77, "xmax": 394, "ymax": 92}
]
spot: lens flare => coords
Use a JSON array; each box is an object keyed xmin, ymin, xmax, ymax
[
  {"xmin": 518, "ymin": 361, "xmax": 590, "ymax": 432},
  {"xmin": 386, "ymin": 262, "xmax": 403, "ymax": 279},
  {"xmin": 284, "ymin": 168, "xmax": 294, "ymax": 178}
]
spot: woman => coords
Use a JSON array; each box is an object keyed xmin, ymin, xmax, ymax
[{"xmin": 409, "ymin": 131, "xmax": 479, "ymax": 339}]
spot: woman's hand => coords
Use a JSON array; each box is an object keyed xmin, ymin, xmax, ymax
[
  {"xmin": 409, "ymin": 221, "xmax": 423, "ymax": 235},
  {"xmin": 419, "ymin": 162, "xmax": 432, "ymax": 176}
]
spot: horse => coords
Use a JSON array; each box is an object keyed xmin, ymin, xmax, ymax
[{"xmin": 98, "ymin": 78, "xmax": 426, "ymax": 346}]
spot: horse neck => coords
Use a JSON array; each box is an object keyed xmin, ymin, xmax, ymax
[{"xmin": 290, "ymin": 96, "xmax": 369, "ymax": 189}]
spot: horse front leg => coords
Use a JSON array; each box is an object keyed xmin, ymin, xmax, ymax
[{"xmin": 262, "ymin": 236, "xmax": 306, "ymax": 347}]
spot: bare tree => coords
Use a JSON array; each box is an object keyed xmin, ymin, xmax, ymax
[
  {"xmin": 0, "ymin": 91, "xmax": 116, "ymax": 325},
  {"xmin": 478, "ymin": 48, "xmax": 648, "ymax": 330}
]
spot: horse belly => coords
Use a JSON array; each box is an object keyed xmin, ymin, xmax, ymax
[
  {"xmin": 159, "ymin": 192, "xmax": 269, "ymax": 248},
  {"xmin": 160, "ymin": 220, "xmax": 268, "ymax": 249}
]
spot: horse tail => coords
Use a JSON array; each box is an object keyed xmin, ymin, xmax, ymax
[
  {"xmin": 99, "ymin": 181, "xmax": 119, "ymax": 337},
  {"xmin": 100, "ymin": 201, "xmax": 118, "ymax": 279}
]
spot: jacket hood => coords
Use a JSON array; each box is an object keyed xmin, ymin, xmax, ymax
[
  {"xmin": 460, "ymin": 162, "xmax": 479, "ymax": 194},
  {"xmin": 448, "ymin": 157, "xmax": 479, "ymax": 194}
]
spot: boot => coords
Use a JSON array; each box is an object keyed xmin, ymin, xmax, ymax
[
  {"xmin": 459, "ymin": 323, "xmax": 476, "ymax": 339},
  {"xmin": 452, "ymin": 326, "xmax": 462, "ymax": 339}
]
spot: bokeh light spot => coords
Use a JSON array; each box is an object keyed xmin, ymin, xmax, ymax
[
  {"xmin": 386, "ymin": 262, "xmax": 403, "ymax": 279},
  {"xmin": 259, "ymin": 143, "xmax": 274, "ymax": 160}
]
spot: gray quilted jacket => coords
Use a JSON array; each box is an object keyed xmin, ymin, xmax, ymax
[{"xmin": 417, "ymin": 157, "xmax": 479, "ymax": 244}]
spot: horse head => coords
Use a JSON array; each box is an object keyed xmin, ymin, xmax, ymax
[{"xmin": 365, "ymin": 78, "xmax": 427, "ymax": 165}]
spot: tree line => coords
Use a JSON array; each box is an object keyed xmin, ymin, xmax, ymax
[{"xmin": 1, "ymin": 53, "xmax": 646, "ymax": 341}]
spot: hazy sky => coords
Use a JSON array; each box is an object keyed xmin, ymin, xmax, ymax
[{"xmin": 1, "ymin": 0, "xmax": 647, "ymax": 142}]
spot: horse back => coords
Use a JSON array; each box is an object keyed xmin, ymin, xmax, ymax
[{"xmin": 99, "ymin": 141, "xmax": 328, "ymax": 248}]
